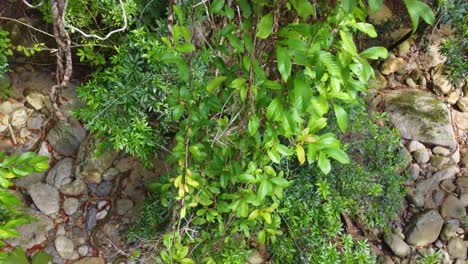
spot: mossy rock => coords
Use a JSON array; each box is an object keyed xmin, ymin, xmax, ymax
[{"xmin": 384, "ymin": 89, "xmax": 457, "ymax": 150}]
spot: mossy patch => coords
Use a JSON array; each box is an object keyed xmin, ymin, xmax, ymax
[{"xmin": 386, "ymin": 90, "xmax": 448, "ymax": 124}]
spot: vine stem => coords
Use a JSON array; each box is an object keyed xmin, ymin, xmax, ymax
[{"xmin": 64, "ymin": 0, "xmax": 127, "ymax": 41}]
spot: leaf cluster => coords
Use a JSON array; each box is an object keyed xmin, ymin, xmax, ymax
[
  {"xmin": 0, "ymin": 151, "xmax": 49, "ymax": 260},
  {"xmin": 0, "ymin": 30, "xmax": 12, "ymax": 99},
  {"xmin": 124, "ymin": 0, "xmax": 393, "ymax": 262}
]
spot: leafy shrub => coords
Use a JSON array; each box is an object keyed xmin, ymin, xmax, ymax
[
  {"xmin": 326, "ymin": 108, "xmax": 408, "ymax": 228},
  {"xmin": 439, "ymin": 0, "xmax": 467, "ymax": 79},
  {"xmin": 270, "ymin": 107, "xmax": 406, "ymax": 263},
  {"xmin": 75, "ymin": 28, "xmax": 213, "ymax": 163},
  {"xmin": 73, "ymin": 0, "xmax": 430, "ymax": 262},
  {"xmin": 271, "ymin": 177, "xmax": 375, "ymax": 263},
  {"xmin": 0, "ymin": 151, "xmax": 49, "ymax": 260},
  {"xmin": 0, "ymin": 30, "xmax": 12, "ymax": 99}
]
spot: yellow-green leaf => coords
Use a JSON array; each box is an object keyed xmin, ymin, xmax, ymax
[
  {"xmin": 256, "ymin": 13, "xmax": 273, "ymax": 39},
  {"xmin": 296, "ymin": 144, "xmax": 305, "ymax": 165}
]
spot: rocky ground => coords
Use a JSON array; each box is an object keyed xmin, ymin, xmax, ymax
[
  {"xmin": 0, "ymin": 68, "xmax": 163, "ymax": 263},
  {"xmin": 371, "ymin": 22, "xmax": 467, "ymax": 264}
]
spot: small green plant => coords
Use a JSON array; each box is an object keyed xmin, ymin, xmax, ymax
[
  {"xmin": 0, "ymin": 151, "xmax": 49, "ymax": 261},
  {"xmin": 3, "ymin": 248, "xmax": 53, "ymax": 264},
  {"xmin": 271, "ymin": 176, "xmax": 376, "ymax": 263},
  {"xmin": 0, "ymin": 30, "xmax": 12, "ymax": 99},
  {"xmin": 75, "ymin": 28, "xmax": 196, "ymax": 163},
  {"xmin": 15, "ymin": 43, "xmax": 46, "ymax": 57},
  {"xmin": 439, "ymin": 0, "xmax": 467, "ymax": 79},
  {"xmin": 325, "ymin": 108, "xmax": 409, "ymax": 229},
  {"xmin": 418, "ymin": 250, "xmax": 441, "ymax": 264}
]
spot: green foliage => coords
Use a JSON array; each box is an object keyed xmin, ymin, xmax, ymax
[
  {"xmin": 3, "ymin": 248, "xmax": 53, "ymax": 264},
  {"xmin": 417, "ymin": 250, "xmax": 441, "ymax": 264},
  {"xmin": 403, "ymin": 0, "xmax": 436, "ymax": 32},
  {"xmin": 15, "ymin": 43, "xmax": 45, "ymax": 57},
  {"xmin": 72, "ymin": 0, "xmax": 419, "ymax": 262},
  {"xmin": 0, "ymin": 151, "xmax": 49, "ymax": 261},
  {"xmin": 0, "ymin": 30, "xmax": 12, "ymax": 99},
  {"xmin": 270, "ymin": 108, "xmax": 406, "ymax": 262},
  {"xmin": 323, "ymin": 108, "xmax": 408, "ymax": 228},
  {"xmin": 271, "ymin": 176, "xmax": 375, "ymax": 263},
  {"xmin": 75, "ymin": 28, "xmax": 200, "ymax": 163},
  {"xmin": 439, "ymin": 0, "xmax": 467, "ymax": 79},
  {"xmin": 120, "ymin": 0, "xmax": 397, "ymax": 262}
]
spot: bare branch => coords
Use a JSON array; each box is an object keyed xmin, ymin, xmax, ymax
[
  {"xmin": 64, "ymin": 0, "xmax": 127, "ymax": 41},
  {"xmin": 22, "ymin": 0, "xmax": 43, "ymax": 8},
  {"xmin": 0, "ymin": 16, "xmax": 54, "ymax": 38}
]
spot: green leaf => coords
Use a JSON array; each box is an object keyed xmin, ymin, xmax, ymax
[
  {"xmin": 353, "ymin": 23, "xmax": 377, "ymax": 38},
  {"xmin": 360, "ymin": 46, "xmax": 388, "ymax": 60},
  {"xmin": 266, "ymin": 98, "xmax": 282, "ymax": 120},
  {"xmin": 32, "ymin": 250, "xmax": 53, "ymax": 264},
  {"xmin": 318, "ymin": 152, "xmax": 331, "ymax": 174},
  {"xmin": 276, "ymin": 144, "xmax": 294, "ymax": 156},
  {"xmin": 307, "ymin": 143, "xmax": 317, "ymax": 163},
  {"xmin": 210, "ymin": 0, "xmax": 225, "ymax": 14},
  {"xmin": 277, "ymin": 46, "xmax": 291, "ymax": 82},
  {"xmin": 206, "ymin": 76, "xmax": 227, "ymax": 93},
  {"xmin": 175, "ymin": 43, "xmax": 195, "ymax": 53},
  {"xmin": 368, "ymin": 0, "xmax": 383, "ymax": 12},
  {"xmin": 173, "ymin": 105, "xmax": 185, "ymax": 120},
  {"xmin": 403, "ymin": 0, "xmax": 435, "ymax": 32},
  {"xmin": 230, "ymin": 78, "xmax": 247, "ymax": 89},
  {"xmin": 4, "ymin": 248, "xmax": 28, "ymax": 264},
  {"xmin": 258, "ymin": 230, "xmax": 266, "ymax": 244},
  {"xmin": 342, "ymin": 0, "xmax": 357, "ymax": 12},
  {"xmin": 293, "ymin": 0, "xmax": 315, "ymax": 18},
  {"xmin": 340, "ymin": 30, "xmax": 357, "ymax": 56},
  {"xmin": 258, "ymin": 180, "xmax": 273, "ymax": 200},
  {"xmin": 267, "ymin": 149, "xmax": 281, "ymax": 164},
  {"xmin": 256, "ymin": 13, "xmax": 273, "ymax": 39},
  {"xmin": 319, "ymin": 51, "xmax": 341, "ymax": 78},
  {"xmin": 248, "ymin": 114, "xmax": 260, "ymax": 136},
  {"xmin": 333, "ymin": 104, "xmax": 349, "ymax": 133},
  {"xmin": 296, "ymin": 144, "xmax": 305, "ymax": 165},
  {"xmin": 270, "ymin": 177, "xmax": 290, "ymax": 188},
  {"xmin": 323, "ymin": 148, "xmax": 350, "ymax": 164},
  {"xmin": 239, "ymin": 174, "xmax": 257, "ymax": 183},
  {"xmin": 237, "ymin": 200, "xmax": 249, "ymax": 217}
]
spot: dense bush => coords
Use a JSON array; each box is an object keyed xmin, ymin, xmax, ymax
[
  {"xmin": 74, "ymin": 28, "xmax": 198, "ymax": 163},
  {"xmin": 325, "ymin": 108, "xmax": 409, "ymax": 229},
  {"xmin": 73, "ymin": 0, "xmax": 432, "ymax": 262}
]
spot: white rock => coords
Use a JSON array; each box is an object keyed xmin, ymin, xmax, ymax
[
  {"xmin": 60, "ymin": 179, "xmax": 87, "ymax": 196},
  {"xmin": 0, "ymin": 101, "xmax": 14, "ymax": 115},
  {"xmin": 46, "ymin": 158, "xmax": 74, "ymax": 189},
  {"xmin": 28, "ymin": 183, "xmax": 60, "ymax": 215},
  {"xmin": 433, "ymin": 146, "xmax": 451, "ymax": 156},
  {"xmin": 10, "ymin": 108, "xmax": 28, "ymax": 128},
  {"xmin": 25, "ymin": 92, "xmax": 44, "ymax": 110},
  {"xmin": 55, "ymin": 235, "xmax": 75, "ymax": 260},
  {"xmin": 78, "ymin": 245, "xmax": 89, "ymax": 256},
  {"xmin": 381, "ymin": 57, "xmax": 405, "ymax": 75},
  {"xmin": 408, "ymin": 141, "xmax": 426, "ymax": 152},
  {"xmin": 63, "ymin": 198, "xmax": 79, "ymax": 216}
]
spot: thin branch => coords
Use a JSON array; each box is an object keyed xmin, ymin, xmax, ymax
[
  {"xmin": 0, "ymin": 16, "xmax": 55, "ymax": 38},
  {"xmin": 22, "ymin": 0, "xmax": 43, "ymax": 8},
  {"xmin": 64, "ymin": 0, "xmax": 127, "ymax": 40}
]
